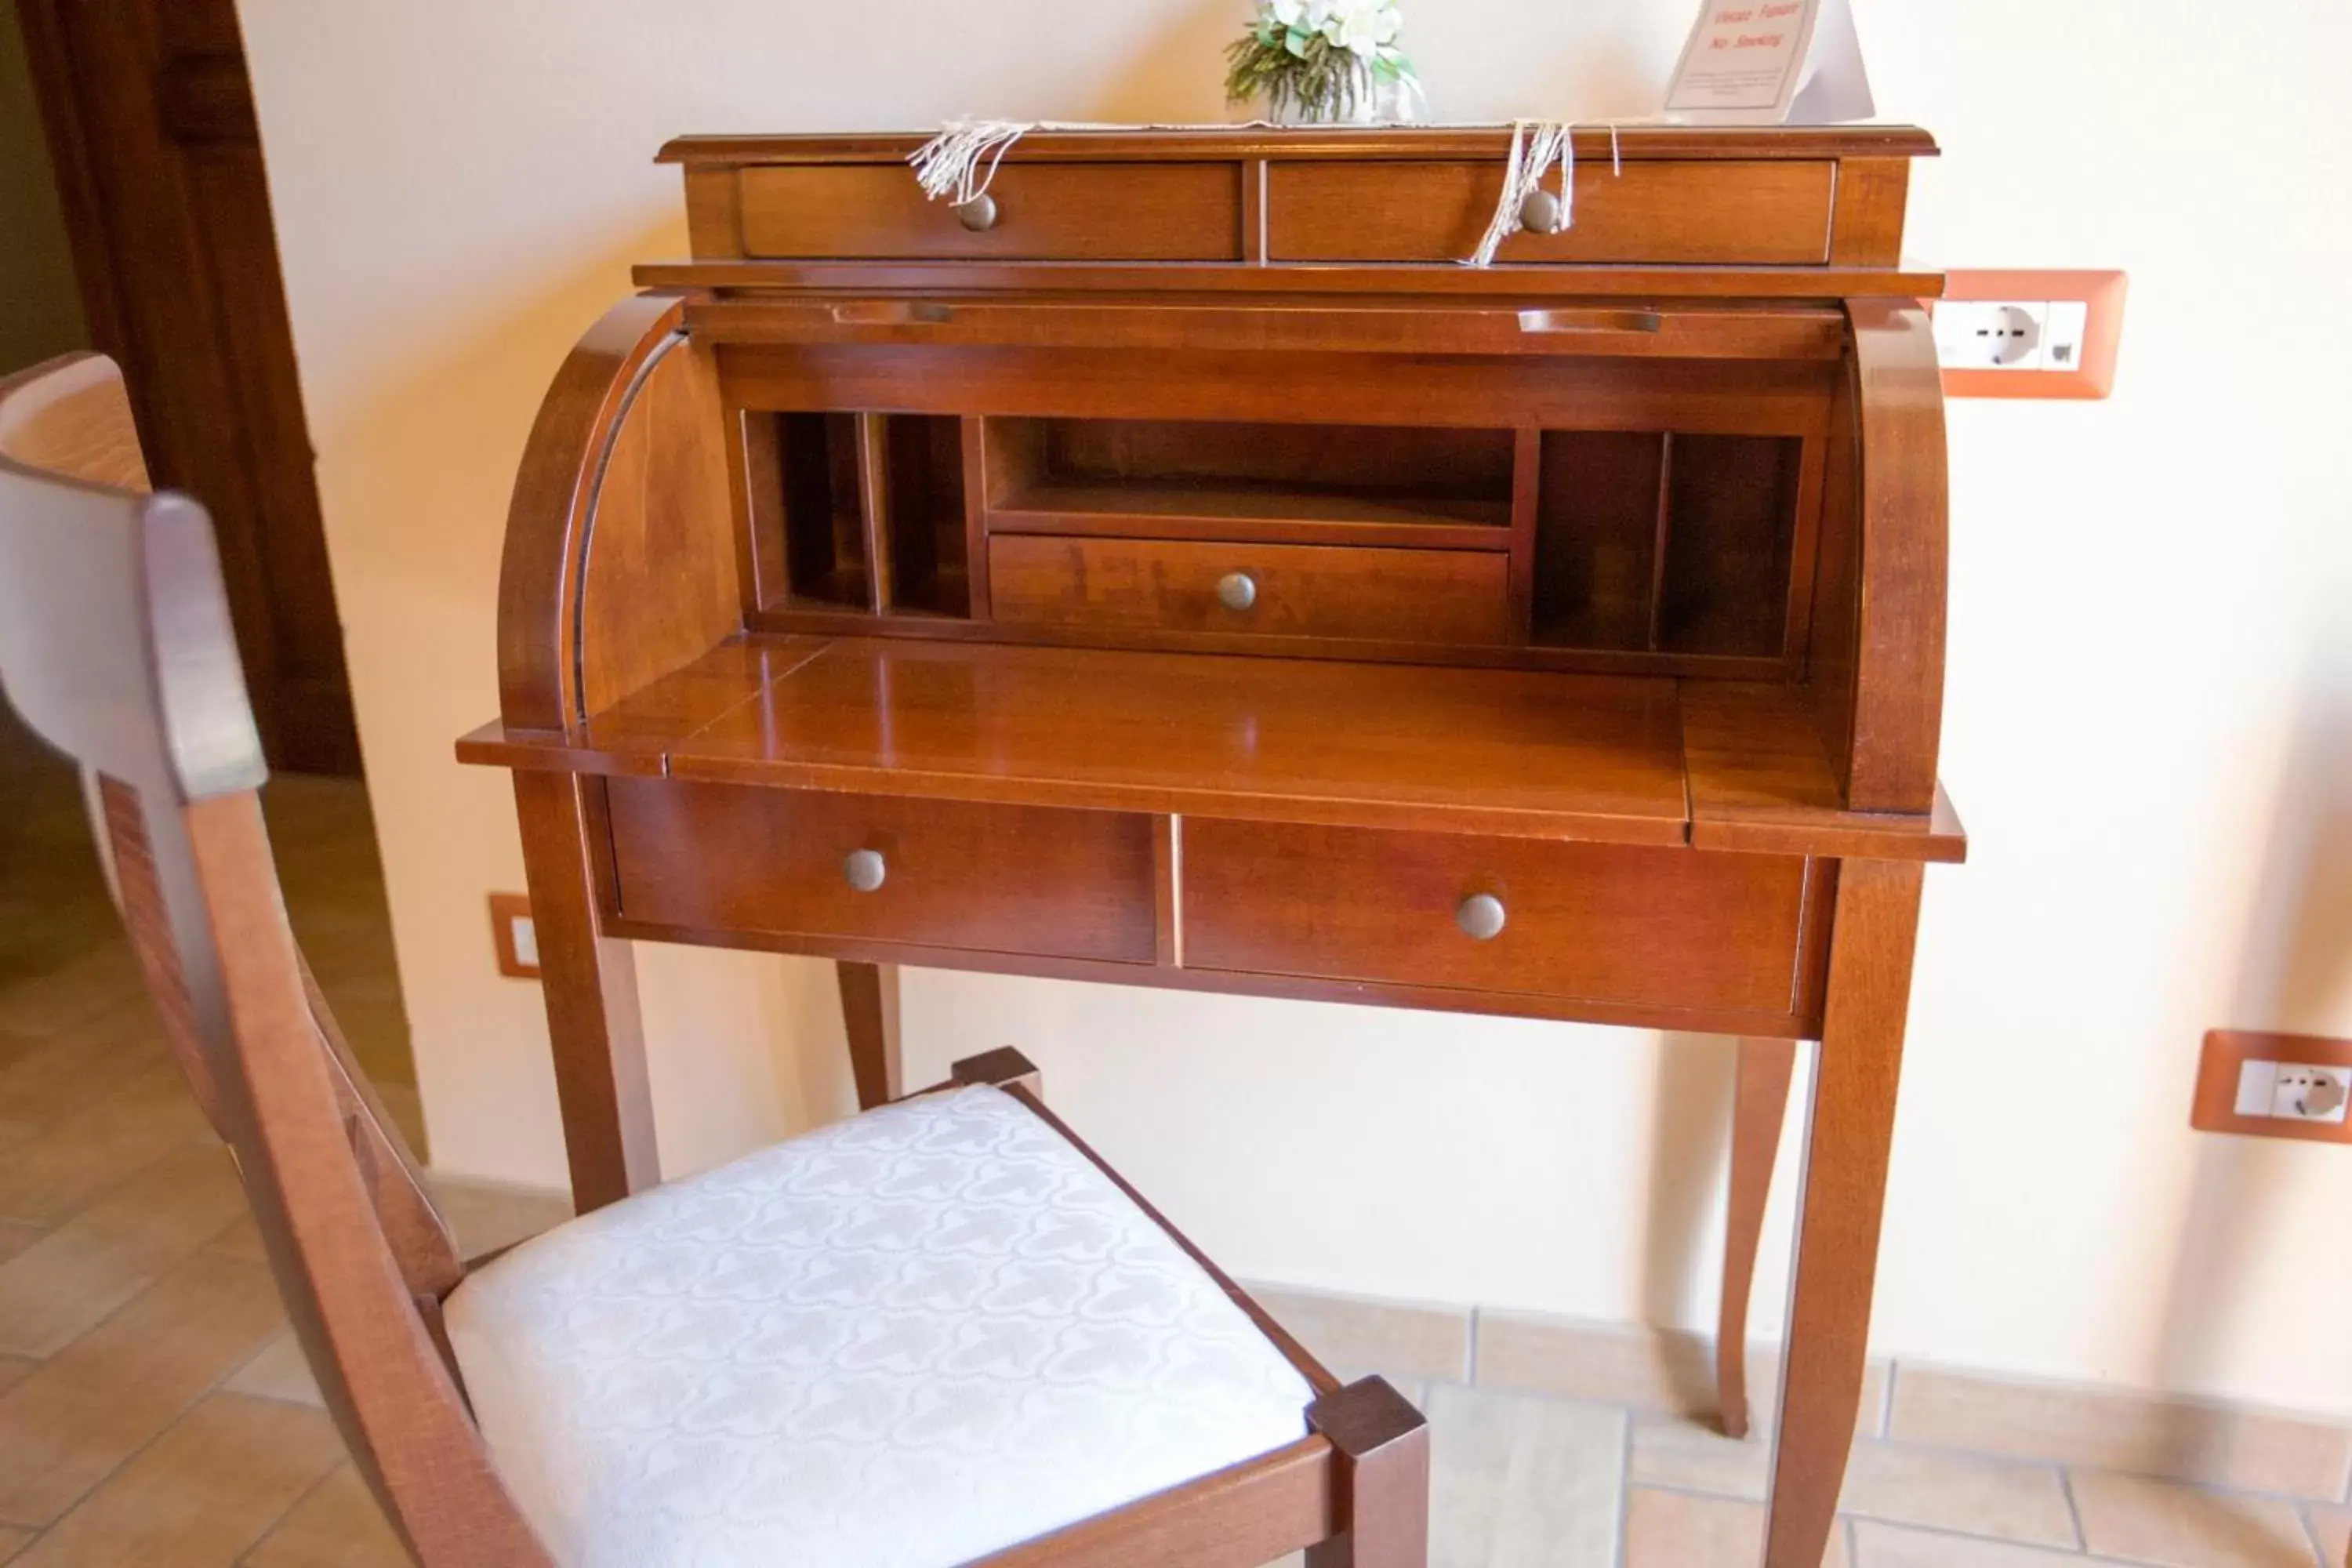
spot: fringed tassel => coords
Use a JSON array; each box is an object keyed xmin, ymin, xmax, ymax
[
  {"xmin": 909, "ymin": 120, "xmax": 1037, "ymax": 206},
  {"xmin": 1466, "ymin": 121, "xmax": 1572, "ymax": 267}
]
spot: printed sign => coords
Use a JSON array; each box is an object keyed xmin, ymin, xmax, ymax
[{"xmin": 1663, "ymin": 0, "xmax": 1875, "ymax": 125}]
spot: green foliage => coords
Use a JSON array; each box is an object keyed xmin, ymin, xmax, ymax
[{"xmin": 1225, "ymin": 24, "xmax": 1414, "ymax": 120}]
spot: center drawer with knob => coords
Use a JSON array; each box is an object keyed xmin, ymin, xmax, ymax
[
  {"xmin": 1179, "ymin": 819, "xmax": 1814, "ymax": 1014},
  {"xmin": 988, "ymin": 535, "xmax": 1513, "ymax": 646},
  {"xmin": 604, "ymin": 779, "xmax": 1158, "ymax": 962}
]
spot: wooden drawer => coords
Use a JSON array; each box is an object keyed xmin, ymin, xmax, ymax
[
  {"xmin": 988, "ymin": 537, "xmax": 1512, "ymax": 645},
  {"xmin": 606, "ymin": 779, "xmax": 1157, "ymax": 963},
  {"xmin": 735, "ymin": 162, "xmax": 1244, "ymax": 260},
  {"xmin": 1266, "ymin": 160, "xmax": 1835, "ymax": 264},
  {"xmin": 1181, "ymin": 820, "xmax": 1809, "ymax": 1014}
]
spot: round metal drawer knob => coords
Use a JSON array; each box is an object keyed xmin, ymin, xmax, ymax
[
  {"xmin": 1456, "ymin": 892, "xmax": 1508, "ymax": 942},
  {"xmin": 1519, "ymin": 187, "xmax": 1563, "ymax": 235},
  {"xmin": 953, "ymin": 194, "xmax": 999, "ymax": 232},
  {"xmin": 842, "ymin": 848, "xmax": 888, "ymax": 894},
  {"xmin": 1217, "ymin": 572, "xmax": 1259, "ymax": 612}
]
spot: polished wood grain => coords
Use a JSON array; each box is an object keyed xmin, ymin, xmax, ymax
[
  {"xmin": 1716, "ymin": 1035, "xmax": 1797, "ymax": 1441},
  {"xmin": 1305, "ymin": 1377, "xmax": 1432, "ymax": 1568},
  {"xmin": 496, "ymin": 292, "xmax": 692, "ymax": 732},
  {"xmin": 512, "ymin": 770, "xmax": 656, "ymax": 1210},
  {"xmin": 1268, "ymin": 159, "xmax": 1835, "ymax": 265},
  {"xmin": 1182, "ymin": 821, "xmax": 1811, "ymax": 1014},
  {"xmin": 733, "ymin": 162, "xmax": 1244, "ymax": 261},
  {"xmin": 978, "ymin": 1440, "xmax": 1336, "ymax": 1566},
  {"xmin": 576, "ymin": 334, "xmax": 742, "ymax": 716},
  {"xmin": 606, "ymin": 779, "xmax": 1160, "ymax": 964},
  {"xmin": 1822, "ymin": 300, "xmax": 1949, "ymax": 814},
  {"xmin": 837, "ymin": 960, "xmax": 902, "ymax": 1109},
  {"xmin": 686, "ymin": 296, "xmax": 1850, "ymax": 362},
  {"xmin": 641, "ymin": 258, "xmax": 1948, "ymax": 300},
  {"xmin": 470, "ymin": 125, "xmax": 1966, "ymax": 1564},
  {"xmin": 640, "ymin": 638, "xmax": 1694, "ymax": 844},
  {"xmin": 989, "ymin": 536, "xmax": 1512, "ymax": 646},
  {"xmin": 659, "ymin": 125, "xmax": 1939, "ymax": 165},
  {"xmin": 1763, "ymin": 858, "xmax": 1926, "ymax": 1568}
]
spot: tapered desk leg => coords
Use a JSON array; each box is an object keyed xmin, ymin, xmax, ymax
[
  {"xmin": 513, "ymin": 771, "xmax": 657, "ymax": 1213},
  {"xmin": 1763, "ymin": 859, "xmax": 1925, "ymax": 1568},
  {"xmin": 837, "ymin": 960, "xmax": 902, "ymax": 1110},
  {"xmin": 1719, "ymin": 1035, "xmax": 1798, "ymax": 1440}
]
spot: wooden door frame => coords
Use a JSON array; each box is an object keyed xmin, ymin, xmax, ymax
[{"xmin": 13, "ymin": 0, "xmax": 360, "ymax": 775}]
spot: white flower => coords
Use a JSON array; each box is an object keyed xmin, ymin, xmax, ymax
[
  {"xmin": 1319, "ymin": 0, "xmax": 1403, "ymax": 57},
  {"xmin": 1265, "ymin": 0, "xmax": 1334, "ymax": 28}
]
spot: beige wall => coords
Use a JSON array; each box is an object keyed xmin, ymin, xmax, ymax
[
  {"xmin": 0, "ymin": 5, "xmax": 87, "ymax": 374},
  {"xmin": 237, "ymin": 0, "xmax": 2352, "ymax": 1415}
]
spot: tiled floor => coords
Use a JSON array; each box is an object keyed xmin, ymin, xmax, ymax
[{"xmin": 1, "ymin": 723, "xmax": 2343, "ymax": 1565}]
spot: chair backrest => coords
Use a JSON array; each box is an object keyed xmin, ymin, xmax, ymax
[{"xmin": 0, "ymin": 355, "xmax": 549, "ymax": 1566}]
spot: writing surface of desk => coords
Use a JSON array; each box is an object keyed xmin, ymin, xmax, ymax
[{"xmin": 463, "ymin": 125, "xmax": 1962, "ymax": 1568}]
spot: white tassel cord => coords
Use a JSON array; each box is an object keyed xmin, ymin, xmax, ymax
[
  {"xmin": 1466, "ymin": 121, "xmax": 1568, "ymax": 267},
  {"xmin": 909, "ymin": 119, "xmax": 1040, "ymax": 207}
]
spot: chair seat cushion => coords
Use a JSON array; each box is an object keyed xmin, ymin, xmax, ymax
[{"xmin": 444, "ymin": 1085, "xmax": 1314, "ymax": 1567}]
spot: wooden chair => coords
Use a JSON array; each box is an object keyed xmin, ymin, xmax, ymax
[{"xmin": 0, "ymin": 351, "xmax": 1429, "ymax": 1566}]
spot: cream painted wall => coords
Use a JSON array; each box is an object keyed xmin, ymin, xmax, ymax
[{"xmin": 238, "ymin": 0, "xmax": 2352, "ymax": 1415}]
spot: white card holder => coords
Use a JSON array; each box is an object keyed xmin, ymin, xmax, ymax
[{"xmin": 1662, "ymin": 0, "xmax": 1876, "ymax": 126}]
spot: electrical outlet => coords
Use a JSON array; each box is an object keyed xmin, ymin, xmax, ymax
[
  {"xmin": 488, "ymin": 893, "xmax": 540, "ymax": 980},
  {"xmin": 1934, "ymin": 270, "xmax": 2128, "ymax": 400},
  {"xmin": 1933, "ymin": 300, "xmax": 2048, "ymax": 370},
  {"xmin": 2195, "ymin": 1030, "xmax": 2352, "ymax": 1144},
  {"xmin": 2235, "ymin": 1061, "xmax": 2352, "ymax": 1124}
]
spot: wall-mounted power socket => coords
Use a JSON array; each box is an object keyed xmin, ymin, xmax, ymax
[
  {"xmin": 1933, "ymin": 270, "xmax": 2126, "ymax": 400},
  {"xmin": 2195, "ymin": 1030, "xmax": 2352, "ymax": 1144},
  {"xmin": 489, "ymin": 893, "xmax": 541, "ymax": 980}
]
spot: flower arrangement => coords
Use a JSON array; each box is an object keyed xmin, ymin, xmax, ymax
[{"xmin": 1224, "ymin": 0, "xmax": 1421, "ymax": 124}]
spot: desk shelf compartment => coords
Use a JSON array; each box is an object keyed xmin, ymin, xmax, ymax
[
  {"xmin": 1530, "ymin": 430, "xmax": 1807, "ymax": 659},
  {"xmin": 982, "ymin": 417, "xmax": 1517, "ymax": 550},
  {"xmin": 745, "ymin": 410, "xmax": 974, "ymax": 619}
]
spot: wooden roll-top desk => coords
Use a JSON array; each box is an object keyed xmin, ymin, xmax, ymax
[{"xmin": 460, "ymin": 125, "xmax": 1962, "ymax": 1566}]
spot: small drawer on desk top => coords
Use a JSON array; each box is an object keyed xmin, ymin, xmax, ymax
[
  {"xmin": 1181, "ymin": 820, "xmax": 1811, "ymax": 1014},
  {"xmin": 734, "ymin": 162, "xmax": 1244, "ymax": 260},
  {"xmin": 1265, "ymin": 159, "xmax": 1835, "ymax": 265},
  {"xmin": 605, "ymin": 779, "xmax": 1158, "ymax": 963},
  {"xmin": 988, "ymin": 536, "xmax": 1512, "ymax": 646}
]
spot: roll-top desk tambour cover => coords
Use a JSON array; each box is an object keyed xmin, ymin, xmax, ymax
[{"xmin": 461, "ymin": 125, "xmax": 1962, "ymax": 1568}]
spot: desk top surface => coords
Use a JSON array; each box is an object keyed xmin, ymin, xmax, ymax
[{"xmin": 461, "ymin": 636, "xmax": 1962, "ymax": 862}]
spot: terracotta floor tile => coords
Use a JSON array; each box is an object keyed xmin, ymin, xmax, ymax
[
  {"xmin": 0, "ymin": 1359, "xmax": 30, "ymax": 1400},
  {"xmin": 2307, "ymin": 1501, "xmax": 2349, "ymax": 1565},
  {"xmin": 241, "ymin": 1466, "xmax": 405, "ymax": 1568},
  {"xmin": 1628, "ymin": 1411, "xmax": 1772, "ymax": 1501},
  {"xmin": 2068, "ymin": 1468, "xmax": 2318, "ymax": 1568},
  {"xmin": 1849, "ymin": 1520, "xmax": 2105, "ymax": 1566},
  {"xmin": 0, "ymin": 1004, "xmax": 165, "ymax": 1131},
  {"xmin": 0, "ymin": 1225, "xmax": 41, "ymax": 1269},
  {"xmin": 1249, "ymin": 1283, "xmax": 1472, "ymax": 1385},
  {"xmin": 1838, "ymin": 1441, "xmax": 2077, "ymax": 1548},
  {"xmin": 205, "ymin": 1217, "xmax": 267, "ymax": 1263},
  {"xmin": 0, "ymin": 1064, "xmax": 212, "ymax": 1225},
  {"xmin": 0, "ymin": 1526, "xmax": 31, "ymax": 1564},
  {"xmin": 1624, "ymin": 1487, "xmax": 1851, "ymax": 1568},
  {"xmin": 223, "ymin": 1331, "xmax": 323, "ymax": 1409},
  {"xmin": 0, "ymin": 1145, "xmax": 249, "ymax": 1357},
  {"xmin": 0, "ymin": 1254, "xmax": 285, "ymax": 1527},
  {"xmin": 11, "ymin": 1394, "xmax": 339, "ymax": 1568},
  {"xmin": 1425, "ymin": 1381, "xmax": 1623, "ymax": 1567}
]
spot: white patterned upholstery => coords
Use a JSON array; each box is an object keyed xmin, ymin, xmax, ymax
[{"xmin": 444, "ymin": 1085, "xmax": 1314, "ymax": 1567}]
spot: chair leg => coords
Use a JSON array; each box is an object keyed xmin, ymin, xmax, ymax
[
  {"xmin": 1718, "ymin": 1035, "xmax": 1798, "ymax": 1439},
  {"xmin": 836, "ymin": 960, "xmax": 901, "ymax": 1109},
  {"xmin": 1305, "ymin": 1377, "xmax": 1429, "ymax": 1568},
  {"xmin": 950, "ymin": 1047, "xmax": 1043, "ymax": 1099}
]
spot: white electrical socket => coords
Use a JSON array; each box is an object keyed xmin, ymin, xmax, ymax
[
  {"xmin": 2234, "ymin": 1060, "xmax": 2352, "ymax": 1124},
  {"xmin": 1933, "ymin": 300, "xmax": 2049, "ymax": 370},
  {"xmin": 1933, "ymin": 298, "xmax": 2096, "ymax": 373}
]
